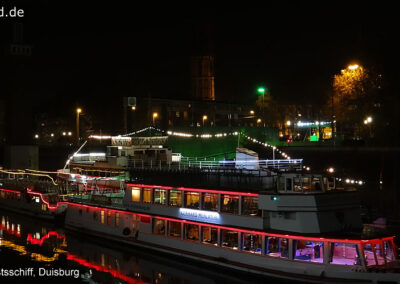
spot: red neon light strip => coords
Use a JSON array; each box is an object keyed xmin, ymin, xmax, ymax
[
  {"xmin": 27, "ymin": 231, "xmax": 66, "ymax": 246},
  {"xmin": 127, "ymin": 183, "xmax": 258, "ymax": 197},
  {"xmin": 26, "ymin": 188, "xmax": 66, "ymax": 210},
  {"xmin": 65, "ymin": 202, "xmax": 151, "ymax": 218},
  {"xmin": 0, "ymin": 188, "xmax": 22, "ymax": 194},
  {"xmin": 66, "ymin": 253, "xmax": 148, "ymax": 284}
]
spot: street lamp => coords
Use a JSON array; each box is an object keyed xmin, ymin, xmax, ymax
[
  {"xmin": 202, "ymin": 115, "xmax": 208, "ymax": 126},
  {"xmin": 152, "ymin": 112, "xmax": 158, "ymax": 125},
  {"xmin": 257, "ymin": 87, "xmax": 266, "ymax": 127},
  {"xmin": 76, "ymin": 108, "xmax": 82, "ymax": 144}
]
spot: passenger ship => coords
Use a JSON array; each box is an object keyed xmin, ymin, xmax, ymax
[{"xmin": 62, "ymin": 136, "xmax": 400, "ymax": 283}]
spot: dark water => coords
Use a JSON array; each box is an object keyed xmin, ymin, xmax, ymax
[{"xmin": 0, "ymin": 209, "xmax": 295, "ymax": 284}]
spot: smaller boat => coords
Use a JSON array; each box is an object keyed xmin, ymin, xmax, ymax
[{"xmin": 0, "ymin": 169, "xmax": 75, "ymax": 222}]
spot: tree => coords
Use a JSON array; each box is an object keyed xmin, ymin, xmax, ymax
[{"xmin": 332, "ymin": 64, "xmax": 381, "ymax": 139}]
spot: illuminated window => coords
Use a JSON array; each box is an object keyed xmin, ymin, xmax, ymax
[
  {"xmin": 115, "ymin": 213, "xmax": 120, "ymax": 227},
  {"xmin": 221, "ymin": 229, "xmax": 238, "ymax": 249},
  {"xmin": 100, "ymin": 210, "xmax": 105, "ymax": 224},
  {"xmin": 185, "ymin": 192, "xmax": 200, "ymax": 209},
  {"xmin": 131, "ymin": 187, "xmax": 141, "ymax": 202},
  {"xmin": 221, "ymin": 195, "xmax": 239, "ymax": 214},
  {"xmin": 266, "ymin": 236, "xmax": 288, "ymax": 258},
  {"xmin": 383, "ymin": 240, "xmax": 395, "ymax": 262},
  {"xmin": 202, "ymin": 193, "xmax": 218, "ymax": 211},
  {"xmin": 107, "ymin": 211, "xmax": 112, "ymax": 225},
  {"xmin": 242, "ymin": 196, "xmax": 260, "ymax": 216},
  {"xmin": 41, "ymin": 203, "xmax": 47, "ymax": 211},
  {"xmin": 242, "ymin": 233, "xmax": 262, "ymax": 254},
  {"xmin": 201, "ymin": 226, "xmax": 218, "ymax": 246},
  {"xmin": 330, "ymin": 243, "xmax": 360, "ymax": 265},
  {"xmin": 143, "ymin": 188, "xmax": 152, "ymax": 203},
  {"xmin": 154, "ymin": 188, "xmax": 167, "ymax": 205},
  {"xmin": 184, "ymin": 223, "xmax": 199, "ymax": 241},
  {"xmin": 168, "ymin": 221, "xmax": 181, "ymax": 238},
  {"xmin": 153, "ymin": 218, "xmax": 165, "ymax": 235},
  {"xmin": 169, "ymin": 190, "xmax": 182, "ymax": 207},
  {"xmin": 294, "ymin": 240, "xmax": 323, "ymax": 263}
]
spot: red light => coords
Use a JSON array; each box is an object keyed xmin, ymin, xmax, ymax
[
  {"xmin": 66, "ymin": 253, "xmax": 147, "ymax": 284},
  {"xmin": 0, "ymin": 188, "xmax": 21, "ymax": 194},
  {"xmin": 27, "ymin": 231, "xmax": 66, "ymax": 246}
]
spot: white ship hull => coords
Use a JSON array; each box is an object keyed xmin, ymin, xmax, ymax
[{"xmin": 65, "ymin": 203, "xmax": 400, "ymax": 284}]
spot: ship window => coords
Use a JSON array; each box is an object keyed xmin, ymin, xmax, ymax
[
  {"xmin": 294, "ymin": 178, "xmax": 302, "ymax": 192},
  {"xmin": 184, "ymin": 223, "xmax": 199, "ymax": 241},
  {"xmin": 242, "ymin": 196, "xmax": 260, "ymax": 216},
  {"xmin": 153, "ymin": 218, "xmax": 165, "ymax": 235},
  {"xmin": 265, "ymin": 236, "xmax": 288, "ymax": 258},
  {"xmin": 294, "ymin": 240, "xmax": 323, "ymax": 263},
  {"xmin": 168, "ymin": 221, "xmax": 181, "ymax": 238},
  {"xmin": 330, "ymin": 243, "xmax": 361, "ymax": 265},
  {"xmin": 42, "ymin": 204, "xmax": 48, "ymax": 212},
  {"xmin": 143, "ymin": 188, "xmax": 152, "ymax": 203},
  {"xmin": 185, "ymin": 192, "xmax": 200, "ymax": 209},
  {"xmin": 100, "ymin": 210, "xmax": 105, "ymax": 224},
  {"xmin": 169, "ymin": 190, "xmax": 182, "ymax": 207},
  {"xmin": 312, "ymin": 177, "xmax": 322, "ymax": 191},
  {"xmin": 202, "ymin": 193, "xmax": 218, "ymax": 211},
  {"xmin": 221, "ymin": 229, "xmax": 238, "ymax": 249},
  {"xmin": 201, "ymin": 226, "xmax": 218, "ymax": 246},
  {"xmin": 221, "ymin": 195, "xmax": 239, "ymax": 214},
  {"xmin": 374, "ymin": 243, "xmax": 386, "ymax": 265},
  {"xmin": 302, "ymin": 177, "xmax": 311, "ymax": 191},
  {"xmin": 107, "ymin": 211, "xmax": 112, "ymax": 225},
  {"xmin": 131, "ymin": 187, "xmax": 141, "ymax": 202},
  {"xmin": 115, "ymin": 213, "xmax": 120, "ymax": 227},
  {"xmin": 242, "ymin": 233, "xmax": 262, "ymax": 254},
  {"xmin": 154, "ymin": 188, "xmax": 167, "ymax": 205},
  {"xmin": 383, "ymin": 240, "xmax": 395, "ymax": 262}
]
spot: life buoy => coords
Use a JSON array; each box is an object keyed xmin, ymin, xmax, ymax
[{"xmin": 122, "ymin": 227, "xmax": 131, "ymax": 236}]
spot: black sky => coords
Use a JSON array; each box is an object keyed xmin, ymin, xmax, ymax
[{"xmin": 2, "ymin": 1, "xmax": 399, "ymax": 113}]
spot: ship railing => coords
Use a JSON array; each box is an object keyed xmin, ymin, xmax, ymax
[{"xmin": 128, "ymin": 158, "xmax": 302, "ymax": 172}]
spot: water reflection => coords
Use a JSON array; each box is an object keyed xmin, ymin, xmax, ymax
[{"xmin": 1, "ymin": 209, "xmax": 294, "ymax": 284}]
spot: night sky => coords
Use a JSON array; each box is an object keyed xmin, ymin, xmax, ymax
[{"xmin": 1, "ymin": 1, "xmax": 399, "ymax": 124}]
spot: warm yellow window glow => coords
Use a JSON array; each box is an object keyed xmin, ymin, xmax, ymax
[
  {"xmin": 100, "ymin": 210, "xmax": 105, "ymax": 224},
  {"xmin": 131, "ymin": 188, "xmax": 141, "ymax": 202},
  {"xmin": 143, "ymin": 188, "xmax": 152, "ymax": 203}
]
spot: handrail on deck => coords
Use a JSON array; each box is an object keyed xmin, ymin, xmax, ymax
[{"xmin": 128, "ymin": 158, "xmax": 303, "ymax": 172}]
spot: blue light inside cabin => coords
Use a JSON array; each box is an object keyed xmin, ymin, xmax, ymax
[{"xmin": 271, "ymin": 196, "xmax": 279, "ymax": 201}]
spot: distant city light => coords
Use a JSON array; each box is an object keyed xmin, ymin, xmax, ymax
[
  {"xmin": 34, "ymin": 134, "xmax": 39, "ymax": 139},
  {"xmin": 131, "ymin": 106, "xmax": 136, "ymax": 110},
  {"xmin": 62, "ymin": 132, "xmax": 66, "ymax": 136},
  {"xmin": 68, "ymin": 132, "xmax": 72, "ymax": 136},
  {"xmin": 250, "ymin": 110, "xmax": 255, "ymax": 115},
  {"xmin": 76, "ymin": 108, "xmax": 82, "ymax": 114},
  {"xmin": 50, "ymin": 133, "xmax": 54, "ymax": 137},
  {"xmin": 327, "ymin": 167, "xmax": 335, "ymax": 173},
  {"xmin": 286, "ymin": 120, "xmax": 291, "ymax": 126},
  {"xmin": 257, "ymin": 118, "xmax": 262, "ymax": 123},
  {"xmin": 257, "ymin": 87, "xmax": 265, "ymax": 94}
]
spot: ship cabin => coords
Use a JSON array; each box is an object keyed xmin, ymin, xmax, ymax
[{"xmin": 123, "ymin": 171, "xmax": 363, "ymax": 235}]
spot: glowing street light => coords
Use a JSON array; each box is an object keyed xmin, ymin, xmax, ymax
[
  {"xmin": 257, "ymin": 87, "xmax": 266, "ymax": 127},
  {"xmin": 286, "ymin": 120, "xmax": 291, "ymax": 126},
  {"xmin": 131, "ymin": 106, "xmax": 136, "ymax": 111},
  {"xmin": 202, "ymin": 115, "xmax": 208, "ymax": 126},
  {"xmin": 76, "ymin": 108, "xmax": 82, "ymax": 144},
  {"xmin": 327, "ymin": 167, "xmax": 335, "ymax": 173},
  {"xmin": 152, "ymin": 112, "xmax": 158, "ymax": 125},
  {"xmin": 250, "ymin": 110, "xmax": 255, "ymax": 115},
  {"xmin": 257, "ymin": 118, "xmax": 262, "ymax": 124}
]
